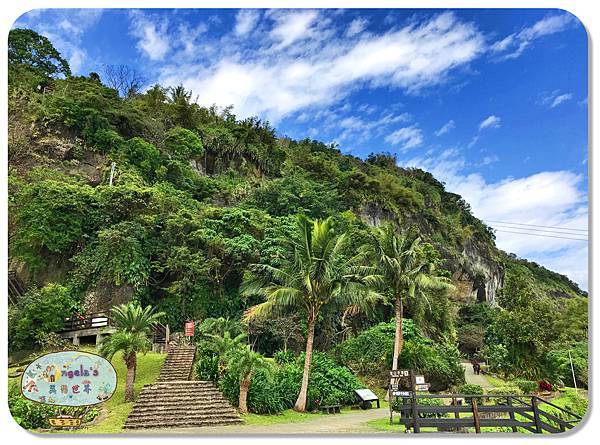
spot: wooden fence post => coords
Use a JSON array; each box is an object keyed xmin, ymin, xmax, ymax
[
  {"xmin": 531, "ymin": 397, "xmax": 543, "ymax": 433},
  {"xmin": 507, "ymin": 397, "xmax": 518, "ymax": 432},
  {"xmin": 471, "ymin": 398, "xmax": 481, "ymax": 433},
  {"xmin": 410, "ymin": 370, "xmax": 420, "ymax": 433}
]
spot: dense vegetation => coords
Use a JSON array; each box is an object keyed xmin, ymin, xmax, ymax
[{"xmin": 8, "ymin": 28, "xmax": 588, "ymax": 414}]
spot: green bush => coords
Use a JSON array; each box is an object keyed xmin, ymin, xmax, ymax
[
  {"xmin": 163, "ymin": 127, "xmax": 204, "ymax": 160},
  {"xmin": 486, "ymin": 386, "xmax": 523, "ymax": 404},
  {"xmin": 458, "ymin": 383, "xmax": 483, "ymax": 404},
  {"xmin": 390, "ymin": 393, "xmax": 446, "ymax": 418},
  {"xmin": 9, "ymin": 284, "xmax": 79, "ymax": 352},
  {"xmin": 513, "ymin": 379, "xmax": 537, "ymax": 394},
  {"xmin": 205, "ymin": 350, "xmax": 363, "ymax": 414},
  {"xmin": 334, "ymin": 321, "xmax": 464, "ymax": 391}
]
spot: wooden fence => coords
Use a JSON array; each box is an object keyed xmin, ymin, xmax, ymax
[{"xmin": 391, "ymin": 393, "xmax": 582, "ymax": 434}]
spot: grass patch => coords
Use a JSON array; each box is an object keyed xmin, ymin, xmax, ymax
[
  {"xmin": 485, "ymin": 375, "xmax": 508, "ymax": 388},
  {"xmin": 242, "ymin": 409, "xmax": 324, "ymax": 426}
]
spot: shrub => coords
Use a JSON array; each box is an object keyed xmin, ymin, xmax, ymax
[
  {"xmin": 390, "ymin": 393, "xmax": 446, "ymax": 418},
  {"xmin": 9, "ymin": 284, "xmax": 79, "ymax": 352},
  {"xmin": 513, "ymin": 379, "xmax": 537, "ymax": 394},
  {"xmin": 458, "ymin": 383, "xmax": 484, "ymax": 403},
  {"xmin": 486, "ymin": 386, "xmax": 523, "ymax": 404},
  {"xmin": 273, "ymin": 350, "xmax": 295, "ymax": 365},
  {"xmin": 205, "ymin": 350, "xmax": 363, "ymax": 414},
  {"xmin": 163, "ymin": 127, "xmax": 203, "ymax": 160}
]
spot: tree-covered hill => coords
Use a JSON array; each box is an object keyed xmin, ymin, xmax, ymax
[{"xmin": 8, "ymin": 29, "xmax": 587, "ymax": 386}]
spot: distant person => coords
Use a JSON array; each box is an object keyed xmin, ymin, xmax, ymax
[{"xmin": 471, "ymin": 359, "xmax": 480, "ymax": 374}]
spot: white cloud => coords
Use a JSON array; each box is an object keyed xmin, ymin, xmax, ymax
[
  {"xmin": 491, "ymin": 13, "xmax": 574, "ymax": 60},
  {"xmin": 346, "ymin": 18, "xmax": 368, "ymax": 37},
  {"xmin": 435, "ymin": 119, "xmax": 455, "ymax": 136},
  {"xmin": 267, "ymin": 9, "xmax": 322, "ymax": 49},
  {"xmin": 385, "ymin": 125, "xmax": 424, "ymax": 151},
  {"xmin": 403, "ymin": 149, "xmax": 588, "ymax": 289},
  {"xmin": 540, "ymin": 90, "xmax": 573, "ymax": 108},
  {"xmin": 129, "ymin": 11, "xmax": 170, "ymax": 61},
  {"xmin": 479, "ymin": 115, "xmax": 501, "ymax": 130},
  {"xmin": 158, "ymin": 11, "xmax": 486, "ymax": 122},
  {"xmin": 235, "ymin": 10, "xmax": 260, "ymax": 36}
]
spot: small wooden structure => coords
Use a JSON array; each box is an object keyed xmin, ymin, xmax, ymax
[{"xmin": 60, "ymin": 312, "xmax": 169, "ymax": 350}]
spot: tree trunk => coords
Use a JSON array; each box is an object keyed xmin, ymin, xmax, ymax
[
  {"xmin": 294, "ymin": 315, "xmax": 316, "ymax": 412},
  {"xmin": 239, "ymin": 378, "xmax": 251, "ymax": 414},
  {"xmin": 392, "ymin": 294, "xmax": 404, "ymax": 371},
  {"xmin": 124, "ymin": 352, "xmax": 137, "ymax": 402}
]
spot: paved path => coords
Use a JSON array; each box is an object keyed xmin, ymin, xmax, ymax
[
  {"xmin": 140, "ymin": 408, "xmax": 390, "ymax": 435},
  {"xmin": 461, "ymin": 361, "xmax": 493, "ymax": 389}
]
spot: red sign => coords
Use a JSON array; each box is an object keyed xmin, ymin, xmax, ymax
[{"xmin": 184, "ymin": 321, "xmax": 195, "ymax": 337}]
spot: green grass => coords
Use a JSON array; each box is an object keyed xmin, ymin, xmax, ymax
[
  {"xmin": 242, "ymin": 409, "xmax": 324, "ymax": 426},
  {"xmin": 485, "ymin": 375, "xmax": 508, "ymax": 388},
  {"xmin": 63, "ymin": 350, "xmax": 166, "ymax": 434}
]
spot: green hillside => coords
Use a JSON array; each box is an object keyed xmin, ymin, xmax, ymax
[{"xmin": 8, "ymin": 29, "xmax": 587, "ymax": 388}]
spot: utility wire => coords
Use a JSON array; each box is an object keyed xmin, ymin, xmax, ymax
[
  {"xmin": 489, "ymin": 223, "xmax": 588, "ymax": 236},
  {"xmin": 485, "ymin": 219, "xmax": 587, "ymax": 233},
  {"xmin": 493, "ymin": 229, "xmax": 588, "ymax": 242}
]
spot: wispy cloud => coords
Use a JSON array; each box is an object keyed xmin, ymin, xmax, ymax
[
  {"xmin": 156, "ymin": 11, "xmax": 486, "ymax": 122},
  {"xmin": 345, "ymin": 18, "xmax": 368, "ymax": 37},
  {"xmin": 479, "ymin": 115, "xmax": 501, "ymax": 130},
  {"xmin": 235, "ymin": 9, "xmax": 261, "ymax": 36},
  {"xmin": 540, "ymin": 89, "xmax": 573, "ymax": 108},
  {"xmin": 435, "ymin": 119, "xmax": 455, "ymax": 136},
  {"xmin": 385, "ymin": 125, "xmax": 423, "ymax": 151},
  {"xmin": 129, "ymin": 10, "xmax": 170, "ymax": 61},
  {"xmin": 490, "ymin": 13, "xmax": 575, "ymax": 60}
]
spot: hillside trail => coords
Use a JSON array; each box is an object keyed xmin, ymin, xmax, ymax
[{"xmin": 461, "ymin": 361, "xmax": 493, "ymax": 389}]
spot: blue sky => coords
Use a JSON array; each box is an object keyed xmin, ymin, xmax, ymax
[{"xmin": 14, "ymin": 8, "xmax": 589, "ymax": 289}]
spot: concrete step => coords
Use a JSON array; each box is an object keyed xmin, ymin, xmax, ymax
[
  {"xmin": 128, "ymin": 408, "xmax": 237, "ymax": 419},
  {"xmin": 130, "ymin": 401, "xmax": 234, "ymax": 410},
  {"xmin": 125, "ymin": 418, "xmax": 243, "ymax": 429}
]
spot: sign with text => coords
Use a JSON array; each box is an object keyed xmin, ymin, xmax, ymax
[
  {"xmin": 184, "ymin": 321, "xmax": 195, "ymax": 337},
  {"xmin": 415, "ymin": 375, "xmax": 425, "ymax": 384},
  {"xmin": 20, "ymin": 351, "xmax": 117, "ymax": 406}
]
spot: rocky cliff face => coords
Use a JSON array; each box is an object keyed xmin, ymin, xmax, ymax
[{"xmin": 358, "ymin": 203, "xmax": 504, "ymax": 305}]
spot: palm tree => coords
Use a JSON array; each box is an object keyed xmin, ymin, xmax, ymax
[
  {"xmin": 99, "ymin": 302, "xmax": 164, "ymax": 402},
  {"xmin": 206, "ymin": 331, "xmax": 246, "ymax": 375},
  {"xmin": 226, "ymin": 346, "xmax": 270, "ymax": 414},
  {"xmin": 242, "ymin": 214, "xmax": 379, "ymax": 411},
  {"xmin": 367, "ymin": 223, "xmax": 452, "ymax": 370}
]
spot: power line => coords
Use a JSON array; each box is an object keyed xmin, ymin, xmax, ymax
[
  {"xmin": 494, "ymin": 229, "xmax": 588, "ymax": 242},
  {"xmin": 485, "ymin": 219, "xmax": 587, "ymax": 233},
  {"xmin": 490, "ymin": 223, "xmax": 588, "ymax": 237}
]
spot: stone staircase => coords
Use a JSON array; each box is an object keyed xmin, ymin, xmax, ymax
[
  {"xmin": 158, "ymin": 346, "xmax": 196, "ymax": 381},
  {"xmin": 124, "ymin": 346, "xmax": 242, "ymax": 430}
]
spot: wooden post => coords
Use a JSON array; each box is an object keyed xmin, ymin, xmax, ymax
[
  {"xmin": 471, "ymin": 398, "xmax": 481, "ymax": 433},
  {"xmin": 389, "ymin": 384, "xmax": 393, "ymax": 425},
  {"xmin": 452, "ymin": 397, "xmax": 461, "ymax": 432},
  {"xmin": 507, "ymin": 396, "xmax": 518, "ymax": 432},
  {"xmin": 410, "ymin": 370, "xmax": 420, "ymax": 433},
  {"xmin": 531, "ymin": 397, "xmax": 543, "ymax": 433}
]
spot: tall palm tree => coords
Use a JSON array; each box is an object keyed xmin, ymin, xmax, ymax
[
  {"xmin": 226, "ymin": 346, "xmax": 270, "ymax": 414},
  {"xmin": 367, "ymin": 224, "xmax": 452, "ymax": 370},
  {"xmin": 99, "ymin": 302, "xmax": 164, "ymax": 402},
  {"xmin": 242, "ymin": 214, "xmax": 379, "ymax": 411}
]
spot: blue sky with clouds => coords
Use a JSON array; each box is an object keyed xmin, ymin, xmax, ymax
[{"xmin": 14, "ymin": 8, "xmax": 589, "ymax": 289}]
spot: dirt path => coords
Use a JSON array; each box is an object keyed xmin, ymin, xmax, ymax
[
  {"xmin": 142, "ymin": 408, "xmax": 390, "ymax": 435},
  {"xmin": 461, "ymin": 362, "xmax": 493, "ymax": 389}
]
